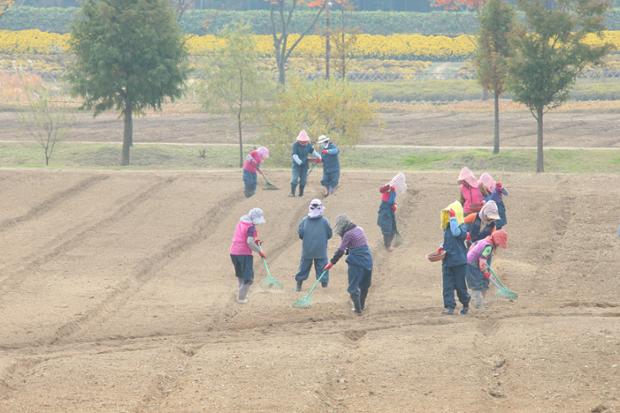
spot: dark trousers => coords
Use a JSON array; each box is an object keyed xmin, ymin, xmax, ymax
[
  {"xmin": 383, "ymin": 233, "xmax": 395, "ymax": 248},
  {"xmin": 295, "ymin": 257, "xmax": 329, "ymax": 284},
  {"xmin": 291, "ymin": 164, "xmax": 309, "ymax": 194},
  {"xmin": 442, "ymin": 263, "xmax": 470, "ymax": 309},
  {"xmin": 348, "ymin": 263, "xmax": 372, "ymax": 311},
  {"xmin": 243, "ymin": 170, "xmax": 257, "ymax": 198},
  {"xmin": 230, "ymin": 254, "xmax": 254, "ymax": 284}
]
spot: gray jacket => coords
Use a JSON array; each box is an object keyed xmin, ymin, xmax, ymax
[{"xmin": 298, "ymin": 216, "xmax": 332, "ymax": 259}]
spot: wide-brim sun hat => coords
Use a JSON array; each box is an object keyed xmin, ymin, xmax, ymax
[{"xmin": 317, "ymin": 135, "xmax": 329, "ymax": 144}]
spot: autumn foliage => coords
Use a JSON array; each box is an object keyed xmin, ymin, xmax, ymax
[{"xmin": 432, "ymin": 0, "xmax": 484, "ymax": 11}]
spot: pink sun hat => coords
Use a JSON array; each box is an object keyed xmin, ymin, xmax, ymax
[
  {"xmin": 457, "ymin": 167, "xmax": 478, "ymax": 188},
  {"xmin": 296, "ymin": 130, "xmax": 310, "ymax": 143}
]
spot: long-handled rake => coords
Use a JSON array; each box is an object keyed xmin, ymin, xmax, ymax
[
  {"xmin": 489, "ymin": 267, "xmax": 518, "ymax": 300},
  {"xmin": 258, "ymin": 169, "xmax": 279, "ymax": 190},
  {"xmin": 260, "ymin": 258, "xmax": 283, "ymax": 290},
  {"xmin": 293, "ymin": 270, "xmax": 328, "ymax": 309}
]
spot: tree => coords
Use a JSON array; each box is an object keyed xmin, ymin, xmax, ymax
[
  {"xmin": 432, "ymin": 0, "xmax": 484, "ymax": 10},
  {"xmin": 265, "ymin": 79, "xmax": 375, "ymax": 163},
  {"xmin": 507, "ymin": 0, "xmax": 612, "ymax": 172},
  {"xmin": 0, "ymin": 0, "xmax": 13, "ymax": 17},
  {"xmin": 171, "ymin": 0, "xmax": 193, "ymax": 20},
  {"xmin": 475, "ymin": 0, "xmax": 515, "ymax": 154},
  {"xmin": 267, "ymin": 0, "xmax": 328, "ymax": 85},
  {"xmin": 68, "ymin": 0, "xmax": 189, "ymax": 166},
  {"xmin": 19, "ymin": 82, "xmax": 71, "ymax": 166},
  {"xmin": 201, "ymin": 24, "xmax": 272, "ymax": 168},
  {"xmin": 329, "ymin": 0, "xmax": 356, "ymax": 80}
]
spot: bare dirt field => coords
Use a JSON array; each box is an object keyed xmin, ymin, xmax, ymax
[
  {"xmin": 1, "ymin": 103, "xmax": 619, "ymax": 147},
  {"xmin": 0, "ymin": 168, "xmax": 618, "ymax": 412}
]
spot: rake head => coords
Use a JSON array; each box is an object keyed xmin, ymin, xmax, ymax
[
  {"xmin": 261, "ymin": 273, "xmax": 283, "ymax": 289},
  {"xmin": 293, "ymin": 294, "xmax": 313, "ymax": 308},
  {"xmin": 496, "ymin": 287, "xmax": 518, "ymax": 301},
  {"xmin": 392, "ymin": 232, "xmax": 403, "ymax": 247},
  {"xmin": 292, "ymin": 270, "xmax": 328, "ymax": 309},
  {"xmin": 263, "ymin": 181, "xmax": 279, "ymax": 190}
]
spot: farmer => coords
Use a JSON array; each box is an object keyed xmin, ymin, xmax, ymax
[
  {"xmin": 478, "ymin": 172, "xmax": 508, "ymax": 229},
  {"xmin": 464, "ymin": 200, "xmax": 500, "ymax": 245},
  {"xmin": 317, "ymin": 135, "xmax": 340, "ymax": 197},
  {"xmin": 290, "ymin": 130, "xmax": 321, "ymax": 197},
  {"xmin": 458, "ymin": 167, "xmax": 484, "ymax": 215},
  {"xmin": 377, "ymin": 183, "xmax": 398, "ymax": 251},
  {"xmin": 438, "ymin": 201, "xmax": 470, "ymax": 315},
  {"xmin": 242, "ymin": 146, "xmax": 269, "ymax": 198},
  {"xmin": 324, "ymin": 214, "xmax": 373, "ymax": 315},
  {"xmin": 229, "ymin": 208, "xmax": 267, "ymax": 304},
  {"xmin": 466, "ymin": 229, "xmax": 508, "ymax": 309},
  {"xmin": 294, "ymin": 199, "xmax": 333, "ymax": 292}
]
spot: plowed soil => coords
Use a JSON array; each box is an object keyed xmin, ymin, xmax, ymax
[{"xmin": 0, "ymin": 169, "xmax": 618, "ymax": 412}]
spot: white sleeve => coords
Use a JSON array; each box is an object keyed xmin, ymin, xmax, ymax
[{"xmin": 292, "ymin": 154, "xmax": 302, "ymax": 165}]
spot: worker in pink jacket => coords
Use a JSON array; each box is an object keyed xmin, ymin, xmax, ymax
[
  {"xmin": 229, "ymin": 208, "xmax": 267, "ymax": 304},
  {"xmin": 242, "ymin": 146, "xmax": 269, "ymax": 198},
  {"xmin": 457, "ymin": 167, "xmax": 484, "ymax": 214}
]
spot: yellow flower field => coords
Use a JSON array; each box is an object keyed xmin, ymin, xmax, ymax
[{"xmin": 0, "ymin": 29, "xmax": 618, "ymax": 60}]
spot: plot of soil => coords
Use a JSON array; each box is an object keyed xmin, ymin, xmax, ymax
[{"xmin": 0, "ymin": 169, "xmax": 618, "ymax": 412}]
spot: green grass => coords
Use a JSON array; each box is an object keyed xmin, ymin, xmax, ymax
[
  {"xmin": 1, "ymin": 142, "xmax": 619, "ymax": 173},
  {"xmin": 362, "ymin": 79, "xmax": 620, "ymax": 102}
]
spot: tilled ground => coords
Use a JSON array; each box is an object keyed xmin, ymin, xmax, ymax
[{"xmin": 0, "ymin": 169, "xmax": 618, "ymax": 412}]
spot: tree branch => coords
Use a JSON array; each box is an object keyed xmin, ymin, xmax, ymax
[{"xmin": 284, "ymin": 2, "xmax": 326, "ymax": 62}]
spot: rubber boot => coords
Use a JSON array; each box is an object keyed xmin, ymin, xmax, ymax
[
  {"xmin": 295, "ymin": 280, "xmax": 303, "ymax": 292},
  {"xmin": 290, "ymin": 183, "xmax": 297, "ymax": 197},
  {"xmin": 350, "ymin": 293, "xmax": 362, "ymax": 315},
  {"xmin": 360, "ymin": 287, "xmax": 369, "ymax": 311},
  {"xmin": 472, "ymin": 290, "xmax": 483, "ymax": 309},
  {"xmin": 298, "ymin": 184, "xmax": 305, "ymax": 197},
  {"xmin": 460, "ymin": 304, "xmax": 469, "ymax": 315},
  {"xmin": 238, "ymin": 282, "xmax": 250, "ymax": 304}
]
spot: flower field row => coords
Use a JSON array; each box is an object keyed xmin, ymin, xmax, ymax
[{"xmin": 1, "ymin": 30, "xmax": 618, "ymax": 60}]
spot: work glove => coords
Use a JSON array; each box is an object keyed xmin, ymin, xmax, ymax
[
  {"xmin": 323, "ymin": 262, "xmax": 334, "ymax": 271},
  {"xmin": 483, "ymin": 271, "xmax": 491, "ymax": 280},
  {"xmin": 436, "ymin": 247, "xmax": 444, "ymax": 254},
  {"xmin": 321, "ymin": 149, "xmax": 328, "ymax": 155},
  {"xmin": 259, "ymin": 250, "xmax": 267, "ymax": 259},
  {"xmin": 314, "ymin": 158, "xmax": 322, "ymax": 164},
  {"xmin": 448, "ymin": 209, "xmax": 456, "ymax": 218},
  {"xmin": 379, "ymin": 184, "xmax": 391, "ymax": 193},
  {"xmin": 255, "ymin": 238, "xmax": 263, "ymax": 246},
  {"xmin": 495, "ymin": 181, "xmax": 503, "ymax": 192},
  {"xmin": 391, "ymin": 203, "xmax": 397, "ymax": 213},
  {"xmin": 465, "ymin": 232, "xmax": 471, "ymax": 242}
]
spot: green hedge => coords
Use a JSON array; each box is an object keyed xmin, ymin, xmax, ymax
[
  {"xmin": 3, "ymin": 7, "xmax": 620, "ymax": 35},
  {"xmin": 364, "ymin": 79, "xmax": 620, "ymax": 102}
]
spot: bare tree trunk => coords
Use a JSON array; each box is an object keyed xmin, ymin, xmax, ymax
[
  {"xmin": 340, "ymin": 8, "xmax": 346, "ymax": 80},
  {"xmin": 536, "ymin": 106, "xmax": 544, "ymax": 173},
  {"xmin": 238, "ymin": 70, "xmax": 244, "ymax": 168},
  {"xmin": 493, "ymin": 91, "xmax": 500, "ymax": 154},
  {"xmin": 122, "ymin": 103, "xmax": 132, "ymax": 166},
  {"xmin": 325, "ymin": 3, "xmax": 331, "ymax": 80},
  {"xmin": 277, "ymin": 58, "xmax": 286, "ymax": 85}
]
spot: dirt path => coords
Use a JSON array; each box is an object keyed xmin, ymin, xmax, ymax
[
  {"xmin": 1, "ymin": 106, "xmax": 619, "ymax": 147},
  {"xmin": 0, "ymin": 169, "xmax": 618, "ymax": 412}
]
